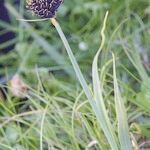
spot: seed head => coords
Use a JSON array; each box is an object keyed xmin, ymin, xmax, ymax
[{"xmin": 26, "ymin": 0, "xmax": 63, "ymax": 18}]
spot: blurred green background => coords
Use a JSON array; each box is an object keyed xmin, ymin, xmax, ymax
[{"xmin": 0, "ymin": 0, "xmax": 149, "ymax": 149}]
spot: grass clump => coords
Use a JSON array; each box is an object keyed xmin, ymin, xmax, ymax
[{"xmin": 0, "ymin": 0, "xmax": 150, "ymax": 149}]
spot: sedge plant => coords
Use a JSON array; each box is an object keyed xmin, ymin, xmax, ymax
[{"xmin": 4, "ymin": 0, "xmax": 134, "ymax": 149}]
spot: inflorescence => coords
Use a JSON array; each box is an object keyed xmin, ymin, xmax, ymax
[{"xmin": 26, "ymin": 0, "xmax": 63, "ymax": 18}]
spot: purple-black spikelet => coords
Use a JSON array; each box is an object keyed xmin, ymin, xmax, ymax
[{"xmin": 26, "ymin": 0, "xmax": 63, "ymax": 18}]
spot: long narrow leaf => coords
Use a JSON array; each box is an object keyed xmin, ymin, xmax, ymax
[
  {"xmin": 112, "ymin": 53, "xmax": 132, "ymax": 150},
  {"xmin": 92, "ymin": 12, "xmax": 119, "ymax": 150}
]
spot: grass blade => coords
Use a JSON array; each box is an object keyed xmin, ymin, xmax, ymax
[
  {"xmin": 92, "ymin": 12, "xmax": 119, "ymax": 150},
  {"xmin": 112, "ymin": 53, "xmax": 132, "ymax": 150}
]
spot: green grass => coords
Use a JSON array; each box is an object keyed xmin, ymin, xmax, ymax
[{"xmin": 0, "ymin": 0, "xmax": 150, "ymax": 149}]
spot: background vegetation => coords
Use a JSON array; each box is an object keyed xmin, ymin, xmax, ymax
[{"xmin": 0, "ymin": 0, "xmax": 150, "ymax": 149}]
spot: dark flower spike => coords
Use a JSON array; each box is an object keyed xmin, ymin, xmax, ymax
[{"xmin": 26, "ymin": 0, "xmax": 63, "ymax": 18}]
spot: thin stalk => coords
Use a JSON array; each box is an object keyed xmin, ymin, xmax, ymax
[{"xmin": 50, "ymin": 18, "xmax": 94, "ymax": 105}]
